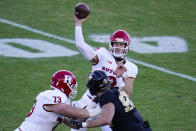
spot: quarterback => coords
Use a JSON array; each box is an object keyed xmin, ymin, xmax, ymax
[
  {"xmin": 14, "ymin": 70, "xmax": 101, "ymax": 131},
  {"xmin": 71, "ymin": 13, "xmax": 138, "ymax": 131}
]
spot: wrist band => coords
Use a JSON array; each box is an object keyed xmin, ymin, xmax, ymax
[{"xmin": 82, "ymin": 122, "xmax": 87, "ymax": 128}]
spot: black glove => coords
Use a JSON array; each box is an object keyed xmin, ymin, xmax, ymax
[{"xmin": 70, "ymin": 118, "xmax": 82, "ymax": 129}]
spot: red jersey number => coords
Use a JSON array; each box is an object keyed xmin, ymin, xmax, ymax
[
  {"xmin": 53, "ymin": 96, "xmax": 62, "ymax": 103},
  {"xmin": 109, "ymin": 76, "xmax": 117, "ymax": 88}
]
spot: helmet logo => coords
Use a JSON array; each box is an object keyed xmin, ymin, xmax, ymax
[{"xmin": 64, "ymin": 75, "xmax": 72, "ymax": 86}]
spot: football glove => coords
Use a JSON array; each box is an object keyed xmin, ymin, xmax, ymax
[{"xmin": 70, "ymin": 118, "xmax": 82, "ymax": 129}]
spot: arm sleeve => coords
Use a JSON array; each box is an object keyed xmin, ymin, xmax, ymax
[{"xmin": 75, "ymin": 26, "xmax": 96, "ymax": 60}]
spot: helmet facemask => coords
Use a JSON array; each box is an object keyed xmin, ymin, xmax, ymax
[
  {"xmin": 109, "ymin": 42, "xmax": 129, "ymax": 58},
  {"xmin": 69, "ymin": 82, "xmax": 78, "ymax": 99}
]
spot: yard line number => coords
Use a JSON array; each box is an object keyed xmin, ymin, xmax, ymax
[{"xmin": 0, "ymin": 36, "xmax": 187, "ymax": 58}]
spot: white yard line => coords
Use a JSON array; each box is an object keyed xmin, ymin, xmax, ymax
[
  {"xmin": 128, "ymin": 58, "xmax": 196, "ymax": 82},
  {"xmin": 0, "ymin": 18, "xmax": 75, "ymax": 44},
  {"xmin": 0, "ymin": 18, "xmax": 195, "ymax": 82}
]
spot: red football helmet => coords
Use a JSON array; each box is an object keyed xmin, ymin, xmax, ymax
[
  {"xmin": 109, "ymin": 30, "xmax": 131, "ymax": 58},
  {"xmin": 50, "ymin": 70, "xmax": 77, "ymax": 98}
]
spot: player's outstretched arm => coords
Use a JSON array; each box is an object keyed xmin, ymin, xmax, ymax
[
  {"xmin": 45, "ymin": 103, "xmax": 89, "ymax": 118},
  {"xmin": 74, "ymin": 14, "xmax": 99, "ymax": 65},
  {"xmin": 44, "ymin": 103, "xmax": 102, "ymax": 119}
]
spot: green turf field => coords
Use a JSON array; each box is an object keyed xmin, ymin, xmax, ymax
[{"xmin": 0, "ymin": 0, "xmax": 196, "ymax": 130}]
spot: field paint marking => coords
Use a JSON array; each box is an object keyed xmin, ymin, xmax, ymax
[
  {"xmin": 0, "ymin": 38, "xmax": 78, "ymax": 58},
  {"xmin": 0, "ymin": 18, "xmax": 75, "ymax": 44},
  {"xmin": 128, "ymin": 58, "xmax": 196, "ymax": 82},
  {"xmin": 89, "ymin": 34, "xmax": 188, "ymax": 53},
  {"xmin": 0, "ymin": 18, "xmax": 195, "ymax": 82}
]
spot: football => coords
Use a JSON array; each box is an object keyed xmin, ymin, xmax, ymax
[{"xmin": 74, "ymin": 3, "xmax": 90, "ymax": 19}]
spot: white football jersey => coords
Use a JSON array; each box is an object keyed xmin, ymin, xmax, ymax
[
  {"xmin": 72, "ymin": 47, "xmax": 138, "ymax": 109},
  {"xmin": 15, "ymin": 89, "xmax": 70, "ymax": 131},
  {"xmin": 93, "ymin": 47, "xmax": 138, "ymax": 88}
]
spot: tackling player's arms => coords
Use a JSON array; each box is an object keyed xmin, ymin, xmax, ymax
[
  {"xmin": 86, "ymin": 103, "xmax": 115, "ymax": 128},
  {"xmin": 44, "ymin": 103, "xmax": 90, "ymax": 119}
]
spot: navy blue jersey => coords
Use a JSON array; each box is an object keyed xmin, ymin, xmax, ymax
[{"xmin": 99, "ymin": 87, "xmax": 152, "ymax": 131}]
